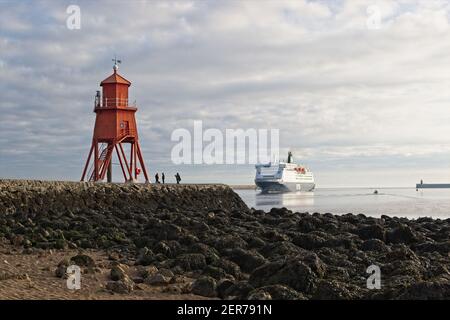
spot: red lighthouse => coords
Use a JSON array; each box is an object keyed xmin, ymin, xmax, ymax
[{"xmin": 81, "ymin": 59, "xmax": 149, "ymax": 183}]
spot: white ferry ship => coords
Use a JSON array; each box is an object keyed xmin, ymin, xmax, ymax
[{"xmin": 255, "ymin": 152, "xmax": 315, "ymax": 193}]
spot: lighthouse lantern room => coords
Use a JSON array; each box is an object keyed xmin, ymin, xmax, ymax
[{"xmin": 81, "ymin": 59, "xmax": 149, "ymax": 183}]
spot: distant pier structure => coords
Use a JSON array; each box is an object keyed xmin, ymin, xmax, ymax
[
  {"xmin": 81, "ymin": 59, "xmax": 150, "ymax": 183},
  {"xmin": 416, "ymin": 180, "xmax": 450, "ymax": 189}
]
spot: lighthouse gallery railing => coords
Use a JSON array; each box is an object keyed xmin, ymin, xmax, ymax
[{"xmin": 95, "ymin": 97, "xmax": 137, "ymax": 108}]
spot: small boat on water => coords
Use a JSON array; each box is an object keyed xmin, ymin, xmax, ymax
[{"xmin": 255, "ymin": 151, "xmax": 315, "ymax": 193}]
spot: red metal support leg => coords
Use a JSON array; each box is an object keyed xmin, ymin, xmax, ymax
[
  {"xmin": 81, "ymin": 142, "xmax": 94, "ymax": 181},
  {"xmin": 115, "ymin": 145, "xmax": 128, "ymax": 182},
  {"xmin": 136, "ymin": 140, "xmax": 149, "ymax": 183},
  {"xmin": 94, "ymin": 141, "xmax": 99, "ymax": 181},
  {"xmin": 130, "ymin": 143, "xmax": 134, "ymax": 180},
  {"xmin": 134, "ymin": 142, "xmax": 138, "ymax": 180},
  {"xmin": 119, "ymin": 143, "xmax": 133, "ymax": 181}
]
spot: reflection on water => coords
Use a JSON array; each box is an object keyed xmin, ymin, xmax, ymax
[
  {"xmin": 235, "ymin": 188, "xmax": 450, "ymax": 219},
  {"xmin": 255, "ymin": 192, "xmax": 314, "ymax": 208}
]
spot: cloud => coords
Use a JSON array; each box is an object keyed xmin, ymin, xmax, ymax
[{"xmin": 1, "ymin": 0, "xmax": 450, "ymax": 186}]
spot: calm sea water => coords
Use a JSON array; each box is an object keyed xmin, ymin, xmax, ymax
[{"xmin": 234, "ymin": 188, "xmax": 450, "ymax": 219}]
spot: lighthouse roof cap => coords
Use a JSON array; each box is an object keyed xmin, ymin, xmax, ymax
[{"xmin": 100, "ymin": 71, "xmax": 131, "ymax": 86}]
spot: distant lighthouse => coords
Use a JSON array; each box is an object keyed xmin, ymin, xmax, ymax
[{"xmin": 81, "ymin": 59, "xmax": 149, "ymax": 183}]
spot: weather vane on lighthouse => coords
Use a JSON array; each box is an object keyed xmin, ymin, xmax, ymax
[{"xmin": 112, "ymin": 56, "xmax": 121, "ymax": 72}]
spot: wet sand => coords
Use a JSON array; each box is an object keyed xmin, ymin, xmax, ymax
[{"xmin": 0, "ymin": 240, "xmax": 206, "ymax": 300}]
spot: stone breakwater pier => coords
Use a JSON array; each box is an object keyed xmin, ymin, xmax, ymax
[
  {"xmin": 0, "ymin": 179, "xmax": 450, "ymax": 300},
  {"xmin": 0, "ymin": 180, "xmax": 248, "ymax": 216}
]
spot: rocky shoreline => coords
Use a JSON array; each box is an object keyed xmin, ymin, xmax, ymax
[{"xmin": 1, "ymin": 179, "xmax": 449, "ymax": 299}]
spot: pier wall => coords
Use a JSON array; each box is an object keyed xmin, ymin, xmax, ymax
[{"xmin": 416, "ymin": 183, "xmax": 450, "ymax": 189}]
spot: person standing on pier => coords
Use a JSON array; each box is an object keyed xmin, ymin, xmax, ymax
[
  {"xmin": 155, "ymin": 173, "xmax": 160, "ymax": 183},
  {"xmin": 162, "ymin": 172, "xmax": 165, "ymax": 184},
  {"xmin": 175, "ymin": 173, "xmax": 181, "ymax": 184}
]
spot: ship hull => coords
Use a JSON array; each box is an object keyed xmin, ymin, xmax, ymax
[{"xmin": 255, "ymin": 180, "xmax": 315, "ymax": 193}]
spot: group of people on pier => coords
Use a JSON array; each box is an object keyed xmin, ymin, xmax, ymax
[{"xmin": 154, "ymin": 172, "xmax": 181, "ymax": 184}]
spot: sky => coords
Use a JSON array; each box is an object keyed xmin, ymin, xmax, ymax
[{"xmin": 1, "ymin": 0, "xmax": 450, "ymax": 187}]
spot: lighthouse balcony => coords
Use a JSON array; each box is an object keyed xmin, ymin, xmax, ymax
[{"xmin": 94, "ymin": 98, "xmax": 137, "ymax": 109}]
